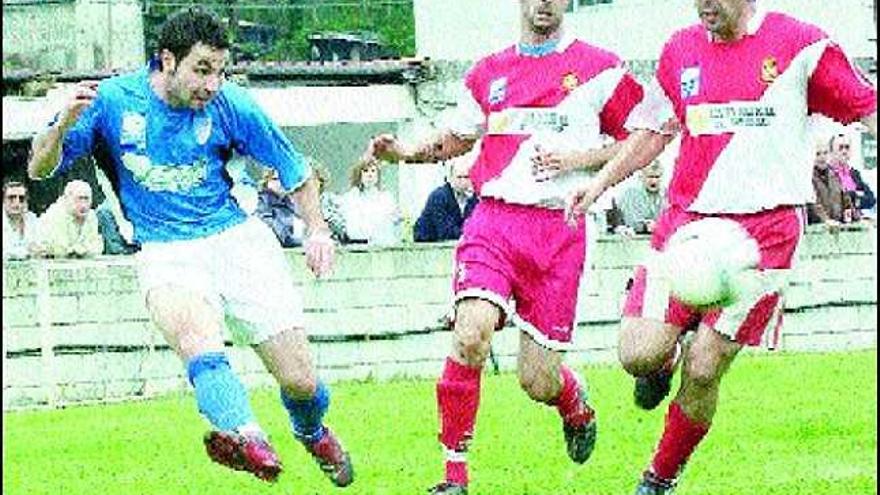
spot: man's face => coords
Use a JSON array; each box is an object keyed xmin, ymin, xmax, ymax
[
  {"xmin": 642, "ymin": 170, "xmax": 663, "ymax": 193},
  {"xmin": 163, "ymin": 42, "xmax": 228, "ymax": 110},
  {"xmin": 450, "ymin": 162, "xmax": 474, "ymax": 196},
  {"xmin": 3, "ymin": 185, "xmax": 28, "ymax": 217},
  {"xmin": 521, "ymin": 0, "xmax": 569, "ymax": 36},
  {"xmin": 831, "ymin": 135, "xmax": 852, "ymax": 163},
  {"xmin": 67, "ymin": 188, "xmax": 92, "ymax": 221},
  {"xmin": 694, "ymin": 0, "xmax": 750, "ymax": 41}
]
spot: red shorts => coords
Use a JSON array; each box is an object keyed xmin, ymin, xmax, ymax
[
  {"xmin": 623, "ymin": 205, "xmax": 805, "ymax": 346},
  {"xmin": 453, "ymin": 199, "xmax": 587, "ymax": 350}
]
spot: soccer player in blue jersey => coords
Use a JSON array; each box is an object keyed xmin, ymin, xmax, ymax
[{"xmin": 27, "ymin": 7, "xmax": 353, "ymax": 488}]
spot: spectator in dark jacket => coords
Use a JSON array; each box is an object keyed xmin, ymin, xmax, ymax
[
  {"xmin": 829, "ymin": 133, "xmax": 875, "ymax": 217},
  {"xmin": 414, "ymin": 158, "xmax": 478, "ymax": 242},
  {"xmin": 256, "ymin": 169, "xmax": 305, "ymax": 247}
]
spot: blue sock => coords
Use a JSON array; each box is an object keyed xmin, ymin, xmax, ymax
[
  {"xmin": 186, "ymin": 352, "xmax": 256, "ymax": 432},
  {"xmin": 281, "ymin": 381, "xmax": 330, "ymax": 443}
]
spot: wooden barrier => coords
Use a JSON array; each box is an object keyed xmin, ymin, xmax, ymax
[{"xmin": 2, "ymin": 225, "xmax": 876, "ymax": 410}]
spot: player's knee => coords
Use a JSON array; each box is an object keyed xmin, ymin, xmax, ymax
[
  {"xmin": 517, "ymin": 367, "xmax": 559, "ymax": 403},
  {"xmin": 454, "ymin": 332, "xmax": 490, "ymax": 367},
  {"xmin": 618, "ymin": 320, "xmax": 668, "ymax": 377},
  {"xmin": 682, "ymin": 351, "xmax": 723, "ymax": 388},
  {"xmin": 277, "ymin": 371, "xmax": 317, "ymax": 400}
]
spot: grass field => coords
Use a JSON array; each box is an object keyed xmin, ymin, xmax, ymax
[{"xmin": 3, "ymin": 349, "xmax": 876, "ymax": 495}]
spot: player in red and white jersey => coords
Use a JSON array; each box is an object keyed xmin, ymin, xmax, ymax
[
  {"xmin": 566, "ymin": 1, "xmax": 877, "ymax": 493},
  {"xmin": 366, "ymin": 0, "xmax": 644, "ymax": 492}
]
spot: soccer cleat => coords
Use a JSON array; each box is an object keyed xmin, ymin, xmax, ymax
[
  {"xmin": 634, "ymin": 342, "xmax": 682, "ymax": 410},
  {"xmin": 562, "ymin": 387, "xmax": 598, "ymax": 464},
  {"xmin": 203, "ymin": 430, "xmax": 282, "ymax": 482},
  {"xmin": 428, "ymin": 482, "xmax": 468, "ymax": 494},
  {"xmin": 634, "ymin": 470, "xmax": 677, "ymax": 495},
  {"xmin": 301, "ymin": 427, "xmax": 354, "ymax": 487}
]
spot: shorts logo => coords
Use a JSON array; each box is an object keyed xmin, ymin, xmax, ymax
[
  {"xmin": 562, "ymin": 72, "xmax": 579, "ymax": 92},
  {"xmin": 488, "ymin": 77, "xmax": 508, "ymax": 105},
  {"xmin": 760, "ymin": 56, "xmax": 779, "ymax": 84},
  {"xmin": 194, "ymin": 115, "xmax": 213, "ymax": 145},
  {"xmin": 120, "ymin": 112, "xmax": 147, "ymax": 149},
  {"xmin": 680, "ymin": 66, "xmax": 700, "ymax": 98}
]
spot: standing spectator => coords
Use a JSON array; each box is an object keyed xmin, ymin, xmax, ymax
[
  {"xmin": 414, "ymin": 157, "xmax": 478, "ymax": 242},
  {"xmin": 608, "ymin": 161, "xmax": 665, "ymax": 236},
  {"xmin": 829, "ymin": 132, "xmax": 875, "ymax": 218},
  {"xmin": 807, "ymin": 137, "xmax": 851, "ymax": 228},
  {"xmin": 2, "ymin": 180, "xmax": 42, "ymax": 260},
  {"xmin": 39, "ymin": 180, "xmax": 103, "ymax": 258},
  {"xmin": 339, "ymin": 158, "xmax": 400, "ymax": 245},
  {"xmin": 256, "ymin": 169, "xmax": 306, "ymax": 248}
]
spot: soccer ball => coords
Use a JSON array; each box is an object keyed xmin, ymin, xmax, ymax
[{"xmin": 657, "ymin": 218, "xmax": 760, "ymax": 307}]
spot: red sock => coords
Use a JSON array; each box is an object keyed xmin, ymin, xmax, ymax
[
  {"xmin": 650, "ymin": 401, "xmax": 710, "ymax": 480},
  {"xmin": 437, "ymin": 358, "xmax": 482, "ymax": 486},
  {"xmin": 553, "ymin": 366, "xmax": 592, "ymax": 425}
]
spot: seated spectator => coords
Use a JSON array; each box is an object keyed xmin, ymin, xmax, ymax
[
  {"xmin": 829, "ymin": 133, "xmax": 875, "ymax": 219},
  {"xmin": 340, "ymin": 159, "xmax": 400, "ymax": 246},
  {"xmin": 96, "ymin": 199, "xmax": 140, "ymax": 255},
  {"xmin": 807, "ymin": 138, "xmax": 852, "ymax": 228},
  {"xmin": 39, "ymin": 180, "xmax": 103, "ymax": 258},
  {"xmin": 311, "ymin": 158, "xmax": 349, "ymax": 243},
  {"xmin": 608, "ymin": 161, "xmax": 665, "ymax": 236},
  {"xmin": 2, "ymin": 180, "xmax": 42, "ymax": 260},
  {"xmin": 256, "ymin": 169, "xmax": 306, "ymax": 248},
  {"xmin": 414, "ymin": 157, "xmax": 478, "ymax": 242}
]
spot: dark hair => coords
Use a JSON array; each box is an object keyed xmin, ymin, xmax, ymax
[
  {"xmin": 157, "ymin": 7, "xmax": 230, "ymax": 68},
  {"xmin": 828, "ymin": 133, "xmax": 849, "ymax": 151},
  {"xmin": 3, "ymin": 180, "xmax": 26, "ymax": 196}
]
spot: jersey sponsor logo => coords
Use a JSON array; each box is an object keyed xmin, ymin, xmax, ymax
[
  {"xmin": 680, "ymin": 66, "xmax": 701, "ymax": 98},
  {"xmin": 121, "ymin": 152, "xmax": 208, "ymax": 192},
  {"xmin": 760, "ymin": 56, "xmax": 779, "ymax": 84},
  {"xmin": 562, "ymin": 72, "xmax": 580, "ymax": 92},
  {"xmin": 194, "ymin": 115, "xmax": 213, "ymax": 145},
  {"xmin": 120, "ymin": 112, "xmax": 147, "ymax": 149},
  {"xmin": 685, "ymin": 101, "xmax": 778, "ymax": 136},
  {"xmin": 488, "ymin": 77, "xmax": 508, "ymax": 105},
  {"xmin": 487, "ymin": 107, "xmax": 570, "ymax": 135}
]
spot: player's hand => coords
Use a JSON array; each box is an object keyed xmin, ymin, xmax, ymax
[
  {"xmin": 304, "ymin": 230, "xmax": 335, "ymax": 278},
  {"xmin": 565, "ymin": 180, "xmax": 604, "ymax": 227},
  {"xmin": 365, "ymin": 133, "xmax": 406, "ymax": 163},
  {"xmin": 531, "ymin": 144, "xmax": 572, "ymax": 182},
  {"xmin": 58, "ymin": 80, "xmax": 99, "ymax": 130}
]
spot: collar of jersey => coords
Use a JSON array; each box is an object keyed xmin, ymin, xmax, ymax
[{"xmin": 517, "ymin": 33, "xmax": 574, "ymax": 57}]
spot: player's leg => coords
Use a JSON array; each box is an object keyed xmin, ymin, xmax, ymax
[
  {"xmin": 254, "ymin": 328, "xmax": 353, "ymax": 487},
  {"xmin": 220, "ymin": 217, "xmax": 352, "ymax": 487},
  {"xmin": 517, "ymin": 332, "xmax": 596, "ymax": 464},
  {"xmin": 635, "ymin": 323, "xmax": 740, "ymax": 494},
  {"xmin": 619, "ymin": 315, "xmax": 685, "ymax": 410},
  {"xmin": 145, "ymin": 285, "xmax": 279, "ymax": 480},
  {"xmin": 430, "ymin": 297, "xmax": 501, "ymax": 495}
]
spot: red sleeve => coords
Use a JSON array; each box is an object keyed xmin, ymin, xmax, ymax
[
  {"xmin": 599, "ymin": 72, "xmax": 644, "ymax": 141},
  {"xmin": 807, "ymin": 43, "xmax": 877, "ymax": 124}
]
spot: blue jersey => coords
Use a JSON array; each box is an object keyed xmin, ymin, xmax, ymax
[{"xmin": 54, "ymin": 63, "xmax": 310, "ymax": 243}]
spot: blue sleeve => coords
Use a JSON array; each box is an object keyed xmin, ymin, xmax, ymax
[
  {"xmin": 852, "ymin": 169, "xmax": 876, "ymax": 210},
  {"xmin": 53, "ymin": 92, "xmax": 105, "ymax": 178},
  {"xmin": 223, "ymin": 84, "xmax": 311, "ymax": 192},
  {"xmin": 414, "ymin": 190, "xmax": 441, "ymax": 242}
]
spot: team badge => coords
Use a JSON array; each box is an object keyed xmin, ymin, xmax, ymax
[
  {"xmin": 680, "ymin": 66, "xmax": 700, "ymax": 98},
  {"xmin": 120, "ymin": 112, "xmax": 146, "ymax": 148},
  {"xmin": 488, "ymin": 77, "xmax": 508, "ymax": 105},
  {"xmin": 194, "ymin": 115, "xmax": 213, "ymax": 145},
  {"xmin": 760, "ymin": 56, "xmax": 779, "ymax": 84},
  {"xmin": 562, "ymin": 72, "xmax": 579, "ymax": 92}
]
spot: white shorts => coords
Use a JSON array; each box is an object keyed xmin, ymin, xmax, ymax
[{"xmin": 135, "ymin": 217, "xmax": 304, "ymax": 345}]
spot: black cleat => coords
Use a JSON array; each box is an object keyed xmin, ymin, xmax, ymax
[
  {"xmin": 562, "ymin": 386, "xmax": 597, "ymax": 464},
  {"xmin": 634, "ymin": 470, "xmax": 676, "ymax": 495},
  {"xmin": 428, "ymin": 482, "xmax": 468, "ymax": 494},
  {"xmin": 634, "ymin": 371, "xmax": 673, "ymax": 410}
]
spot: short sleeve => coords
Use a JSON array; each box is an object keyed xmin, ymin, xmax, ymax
[
  {"xmin": 599, "ymin": 71, "xmax": 645, "ymax": 141},
  {"xmin": 54, "ymin": 92, "xmax": 105, "ymax": 178},
  {"xmin": 807, "ymin": 42, "xmax": 877, "ymax": 124},
  {"xmin": 441, "ymin": 80, "xmax": 486, "ymax": 139}
]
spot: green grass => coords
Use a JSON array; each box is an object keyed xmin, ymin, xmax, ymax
[{"xmin": 3, "ymin": 350, "xmax": 876, "ymax": 495}]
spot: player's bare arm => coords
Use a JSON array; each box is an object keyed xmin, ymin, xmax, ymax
[
  {"xmin": 291, "ymin": 174, "xmax": 335, "ymax": 278},
  {"xmin": 531, "ymin": 141, "xmax": 624, "ymax": 182},
  {"xmin": 367, "ymin": 130, "xmax": 477, "ymax": 164},
  {"xmin": 565, "ymin": 129, "xmax": 675, "ymax": 225},
  {"xmin": 28, "ymin": 81, "xmax": 99, "ymax": 180}
]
